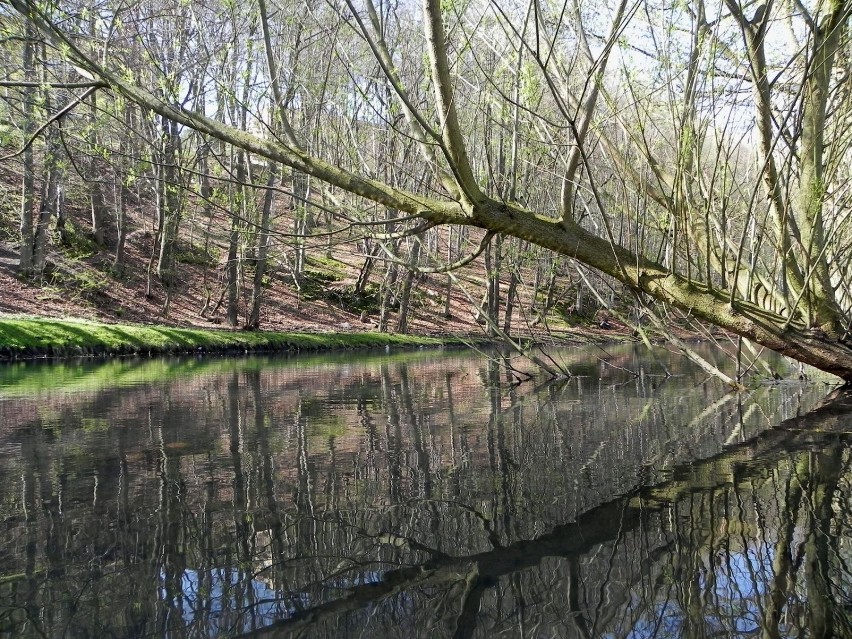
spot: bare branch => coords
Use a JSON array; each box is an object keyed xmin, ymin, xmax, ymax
[{"xmin": 0, "ymin": 85, "xmax": 102, "ymax": 161}]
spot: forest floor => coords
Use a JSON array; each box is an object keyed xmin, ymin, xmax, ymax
[{"xmin": 0, "ymin": 237, "xmax": 640, "ymax": 346}]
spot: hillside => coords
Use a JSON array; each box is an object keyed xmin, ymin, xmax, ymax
[
  {"xmin": 0, "ymin": 226, "xmax": 479, "ymax": 336},
  {"xmin": 0, "ymin": 170, "xmax": 630, "ymax": 345}
]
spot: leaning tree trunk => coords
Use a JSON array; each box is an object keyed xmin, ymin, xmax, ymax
[{"xmin": 354, "ymin": 240, "xmax": 379, "ymax": 296}]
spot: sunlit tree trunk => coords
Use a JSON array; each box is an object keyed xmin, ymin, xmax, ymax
[
  {"xmin": 18, "ymin": 22, "xmax": 36, "ymax": 277},
  {"xmin": 87, "ymin": 92, "xmax": 108, "ymax": 246},
  {"xmin": 32, "ymin": 78, "xmax": 65, "ymax": 277},
  {"xmin": 247, "ymin": 161, "xmax": 277, "ymax": 329},
  {"xmin": 396, "ymin": 238, "xmax": 421, "ymax": 334},
  {"xmin": 155, "ymin": 116, "xmax": 181, "ymax": 287}
]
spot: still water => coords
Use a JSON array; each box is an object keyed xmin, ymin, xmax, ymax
[{"xmin": 0, "ymin": 344, "xmax": 850, "ymax": 638}]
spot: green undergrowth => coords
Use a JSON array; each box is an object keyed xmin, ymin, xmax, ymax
[{"xmin": 0, "ymin": 315, "xmax": 445, "ymax": 361}]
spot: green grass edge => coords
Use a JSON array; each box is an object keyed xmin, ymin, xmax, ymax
[{"xmin": 0, "ymin": 315, "xmax": 451, "ymax": 360}]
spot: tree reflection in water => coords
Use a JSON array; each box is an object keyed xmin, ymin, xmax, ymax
[{"xmin": 0, "ymin": 347, "xmax": 849, "ymax": 638}]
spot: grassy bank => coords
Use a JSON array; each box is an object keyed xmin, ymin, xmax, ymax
[{"xmin": 0, "ymin": 316, "xmax": 447, "ymax": 360}]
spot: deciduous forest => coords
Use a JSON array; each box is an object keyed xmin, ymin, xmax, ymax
[{"xmin": 3, "ymin": 0, "xmax": 852, "ymax": 381}]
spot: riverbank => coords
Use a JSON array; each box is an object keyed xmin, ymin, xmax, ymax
[{"xmin": 0, "ymin": 315, "xmax": 450, "ymax": 360}]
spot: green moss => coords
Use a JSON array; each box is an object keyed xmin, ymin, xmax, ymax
[
  {"xmin": 0, "ymin": 315, "xmax": 448, "ymax": 362},
  {"xmin": 58, "ymin": 223, "xmax": 101, "ymax": 258},
  {"xmin": 175, "ymin": 243, "xmax": 216, "ymax": 266},
  {"xmin": 304, "ymin": 254, "xmax": 348, "ymax": 278}
]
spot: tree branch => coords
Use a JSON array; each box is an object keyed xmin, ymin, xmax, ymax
[{"xmin": 0, "ymin": 84, "xmax": 102, "ymax": 161}]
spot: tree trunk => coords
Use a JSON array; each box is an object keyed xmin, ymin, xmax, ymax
[
  {"xmin": 32, "ymin": 143, "xmax": 61, "ymax": 276},
  {"xmin": 247, "ymin": 161, "xmax": 277, "ymax": 329},
  {"xmin": 292, "ymin": 171, "xmax": 310, "ymax": 283},
  {"xmin": 113, "ymin": 104, "xmax": 136, "ymax": 271},
  {"xmin": 155, "ymin": 117, "xmax": 181, "ymax": 286},
  {"xmin": 484, "ymin": 237, "xmax": 500, "ymax": 337},
  {"xmin": 575, "ymin": 284, "xmax": 584, "ymax": 316},
  {"xmin": 503, "ymin": 267, "xmax": 518, "ymax": 335},
  {"xmin": 87, "ymin": 83, "xmax": 107, "ymax": 245},
  {"xmin": 53, "ymin": 191, "xmax": 68, "ymax": 246},
  {"xmin": 18, "ymin": 23, "xmax": 36, "ymax": 277},
  {"xmin": 89, "ymin": 177, "xmax": 108, "ymax": 246},
  {"xmin": 378, "ymin": 261, "xmax": 398, "ymax": 333},
  {"xmin": 113, "ymin": 180, "xmax": 129, "ymax": 270},
  {"xmin": 33, "ymin": 95, "xmax": 65, "ymax": 277},
  {"xmin": 227, "ymin": 148, "xmax": 246, "ymax": 329},
  {"xmin": 396, "ymin": 239, "xmax": 421, "ymax": 334},
  {"xmin": 227, "ymin": 213, "xmax": 240, "ymax": 328}
]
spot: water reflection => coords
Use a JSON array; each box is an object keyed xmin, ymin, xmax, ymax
[{"xmin": 0, "ymin": 346, "xmax": 849, "ymax": 638}]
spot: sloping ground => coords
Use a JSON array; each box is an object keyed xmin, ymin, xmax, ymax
[
  {"xmin": 0, "ymin": 239, "xmax": 489, "ymax": 336},
  {"xmin": 0, "ymin": 158, "xmax": 636, "ymax": 345},
  {"xmin": 0, "ymin": 230, "xmax": 477, "ymax": 335},
  {"xmin": 0, "ymin": 216, "xmax": 638, "ymax": 345}
]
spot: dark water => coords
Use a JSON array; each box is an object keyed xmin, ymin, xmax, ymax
[{"xmin": 0, "ymin": 344, "xmax": 850, "ymax": 638}]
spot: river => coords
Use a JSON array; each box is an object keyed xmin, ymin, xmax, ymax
[{"xmin": 0, "ymin": 344, "xmax": 849, "ymax": 638}]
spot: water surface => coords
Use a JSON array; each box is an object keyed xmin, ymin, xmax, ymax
[{"xmin": 0, "ymin": 345, "xmax": 849, "ymax": 638}]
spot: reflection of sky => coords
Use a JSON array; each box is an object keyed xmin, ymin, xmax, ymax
[
  {"xmin": 160, "ymin": 568, "xmax": 297, "ymax": 635},
  {"xmin": 159, "ymin": 567, "xmax": 386, "ymax": 636},
  {"xmin": 606, "ymin": 547, "xmax": 795, "ymax": 639}
]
